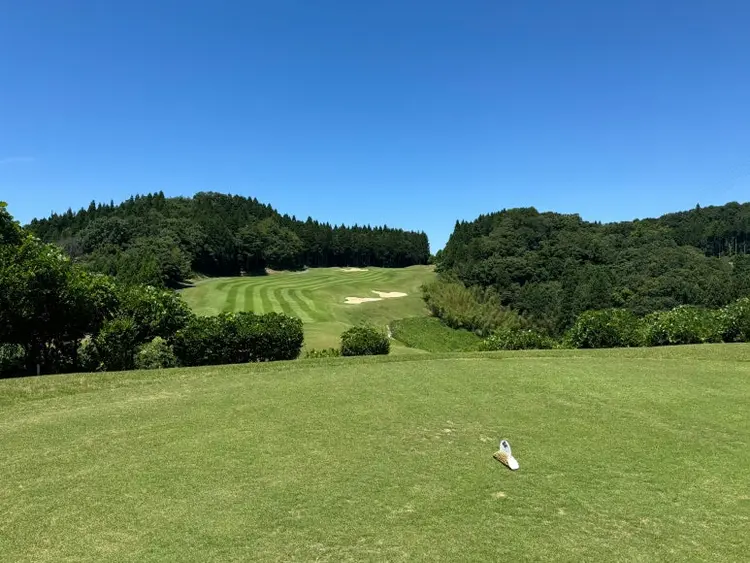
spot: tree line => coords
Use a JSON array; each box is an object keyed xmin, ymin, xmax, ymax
[
  {"xmin": 433, "ymin": 202, "xmax": 750, "ymax": 336},
  {"xmin": 27, "ymin": 191, "xmax": 430, "ymax": 287},
  {"xmin": 1, "ymin": 202, "xmax": 307, "ymax": 376}
]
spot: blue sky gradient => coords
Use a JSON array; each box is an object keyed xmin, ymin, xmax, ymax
[{"xmin": 1, "ymin": 0, "xmax": 749, "ymax": 250}]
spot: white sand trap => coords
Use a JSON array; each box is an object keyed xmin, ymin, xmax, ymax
[
  {"xmin": 344, "ymin": 291, "xmax": 408, "ymax": 304},
  {"xmin": 372, "ymin": 291, "xmax": 408, "ymax": 298},
  {"xmin": 344, "ymin": 297, "xmax": 383, "ymax": 304},
  {"xmin": 340, "ymin": 267, "xmax": 368, "ymax": 272}
]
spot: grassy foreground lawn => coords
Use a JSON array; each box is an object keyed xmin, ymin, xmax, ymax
[
  {"xmin": 180, "ymin": 266, "xmax": 435, "ymax": 351},
  {"xmin": 1, "ymin": 345, "xmax": 749, "ymax": 561}
]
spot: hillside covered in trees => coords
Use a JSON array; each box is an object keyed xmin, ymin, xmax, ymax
[
  {"xmin": 28, "ymin": 192, "xmax": 430, "ymax": 287},
  {"xmin": 434, "ymin": 202, "xmax": 750, "ymax": 335}
]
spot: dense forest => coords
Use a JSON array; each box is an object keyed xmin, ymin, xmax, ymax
[
  {"xmin": 1, "ymin": 201, "xmax": 308, "ymax": 376},
  {"xmin": 28, "ymin": 191, "xmax": 430, "ymax": 287},
  {"xmin": 434, "ymin": 202, "xmax": 750, "ymax": 335}
]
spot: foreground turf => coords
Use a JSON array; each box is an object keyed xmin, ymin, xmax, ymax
[
  {"xmin": 179, "ymin": 266, "xmax": 435, "ymax": 350},
  {"xmin": 2, "ymin": 345, "xmax": 749, "ymax": 561}
]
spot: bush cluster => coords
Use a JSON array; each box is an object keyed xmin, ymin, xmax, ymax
[
  {"xmin": 71, "ymin": 283, "xmax": 304, "ymax": 372},
  {"xmin": 479, "ymin": 327, "xmax": 555, "ymax": 351},
  {"xmin": 135, "ymin": 337, "xmax": 178, "ymax": 370},
  {"xmin": 421, "ymin": 280, "xmax": 524, "ymax": 336},
  {"xmin": 642, "ymin": 306, "xmax": 723, "ymax": 346},
  {"xmin": 172, "ymin": 312, "xmax": 303, "ymax": 367},
  {"xmin": 0, "ymin": 343, "xmax": 25, "ymax": 378},
  {"xmin": 718, "ymin": 297, "xmax": 750, "ymax": 342},
  {"xmin": 92, "ymin": 317, "xmax": 140, "ymax": 371},
  {"xmin": 340, "ymin": 325, "xmax": 390, "ymax": 356},
  {"xmin": 555, "ymin": 301, "xmax": 750, "ymax": 350},
  {"xmin": 566, "ymin": 309, "xmax": 644, "ymax": 349},
  {"xmin": 471, "ymin": 298, "xmax": 750, "ymax": 352}
]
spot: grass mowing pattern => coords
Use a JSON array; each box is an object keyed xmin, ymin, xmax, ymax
[
  {"xmin": 181, "ymin": 266, "xmax": 435, "ymax": 350},
  {"xmin": 1, "ymin": 344, "xmax": 749, "ymax": 561},
  {"xmin": 390, "ymin": 316, "xmax": 481, "ymax": 352}
]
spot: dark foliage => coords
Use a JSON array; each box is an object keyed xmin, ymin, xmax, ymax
[
  {"xmin": 719, "ymin": 297, "xmax": 750, "ymax": 343},
  {"xmin": 642, "ymin": 306, "xmax": 723, "ymax": 347},
  {"xmin": 92, "ymin": 317, "xmax": 140, "ymax": 372},
  {"xmin": 172, "ymin": 312, "xmax": 304, "ymax": 367},
  {"xmin": 566, "ymin": 309, "xmax": 645, "ymax": 349},
  {"xmin": 0, "ymin": 343, "xmax": 25, "ymax": 378},
  {"xmin": 340, "ymin": 325, "xmax": 390, "ymax": 356},
  {"xmin": 436, "ymin": 203, "xmax": 750, "ymax": 335},
  {"xmin": 27, "ymin": 191, "xmax": 430, "ymax": 286},
  {"xmin": 135, "ymin": 337, "xmax": 178, "ymax": 370},
  {"xmin": 115, "ymin": 284, "xmax": 194, "ymax": 344},
  {"xmin": 0, "ymin": 225, "xmax": 121, "ymax": 375},
  {"xmin": 421, "ymin": 279, "xmax": 524, "ymax": 336}
]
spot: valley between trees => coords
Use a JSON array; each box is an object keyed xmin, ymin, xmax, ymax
[{"xmin": 6, "ymin": 194, "xmax": 750, "ymax": 376}]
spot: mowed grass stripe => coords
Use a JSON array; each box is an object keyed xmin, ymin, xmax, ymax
[
  {"xmin": 265, "ymin": 285, "xmax": 287, "ymax": 314},
  {"xmin": 212, "ymin": 279, "xmax": 234, "ymax": 293},
  {"xmin": 235, "ymin": 280, "xmax": 247, "ymax": 312},
  {"xmin": 276, "ymin": 288, "xmax": 303, "ymax": 320},
  {"xmin": 244, "ymin": 285, "xmax": 261, "ymax": 313},
  {"xmin": 287, "ymin": 289, "xmax": 320, "ymax": 322},
  {"xmin": 283, "ymin": 276, "xmax": 352, "ymax": 291},
  {"xmin": 184, "ymin": 285, "xmax": 216, "ymax": 315},
  {"xmin": 223, "ymin": 282, "xmax": 241, "ymax": 312},
  {"xmin": 259, "ymin": 285, "xmax": 276, "ymax": 314}
]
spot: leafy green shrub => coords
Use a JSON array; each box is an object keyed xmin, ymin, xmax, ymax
[
  {"xmin": 115, "ymin": 284, "xmax": 194, "ymax": 343},
  {"xmin": 567, "ymin": 309, "xmax": 644, "ymax": 349},
  {"xmin": 304, "ymin": 347, "xmax": 342, "ymax": 359},
  {"xmin": 92, "ymin": 317, "xmax": 140, "ymax": 371},
  {"xmin": 479, "ymin": 327, "xmax": 556, "ymax": 351},
  {"xmin": 718, "ymin": 297, "xmax": 750, "ymax": 342},
  {"xmin": 77, "ymin": 338, "xmax": 102, "ymax": 372},
  {"xmin": 421, "ymin": 280, "xmax": 524, "ymax": 336},
  {"xmin": 643, "ymin": 305, "xmax": 723, "ymax": 346},
  {"xmin": 135, "ymin": 336, "xmax": 178, "ymax": 370},
  {"xmin": 0, "ymin": 343, "xmax": 25, "ymax": 377},
  {"xmin": 173, "ymin": 311, "xmax": 303, "ymax": 367},
  {"xmin": 340, "ymin": 325, "xmax": 390, "ymax": 356}
]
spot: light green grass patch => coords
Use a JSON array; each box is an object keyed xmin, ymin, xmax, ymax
[
  {"xmin": 1, "ymin": 344, "xmax": 749, "ymax": 561},
  {"xmin": 180, "ymin": 266, "xmax": 436, "ymax": 350},
  {"xmin": 390, "ymin": 316, "xmax": 481, "ymax": 352}
]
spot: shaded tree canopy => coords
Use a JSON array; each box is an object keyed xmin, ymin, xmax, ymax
[
  {"xmin": 27, "ymin": 191, "xmax": 431, "ymax": 286},
  {"xmin": 436, "ymin": 202, "xmax": 750, "ymax": 335}
]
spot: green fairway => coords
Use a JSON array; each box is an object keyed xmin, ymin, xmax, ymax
[
  {"xmin": 2, "ymin": 344, "xmax": 749, "ymax": 561},
  {"xmin": 179, "ymin": 266, "xmax": 436, "ymax": 350}
]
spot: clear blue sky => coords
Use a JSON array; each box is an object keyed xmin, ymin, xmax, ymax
[{"xmin": 1, "ymin": 0, "xmax": 748, "ymax": 250}]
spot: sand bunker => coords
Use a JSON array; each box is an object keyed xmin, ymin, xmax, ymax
[
  {"xmin": 340, "ymin": 267, "xmax": 368, "ymax": 272},
  {"xmin": 344, "ymin": 297, "xmax": 383, "ymax": 304},
  {"xmin": 344, "ymin": 290, "xmax": 408, "ymax": 304}
]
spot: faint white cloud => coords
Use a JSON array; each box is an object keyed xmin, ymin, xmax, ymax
[{"xmin": 0, "ymin": 156, "xmax": 35, "ymax": 165}]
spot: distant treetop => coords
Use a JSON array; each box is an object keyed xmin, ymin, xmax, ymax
[{"xmin": 27, "ymin": 191, "xmax": 430, "ymax": 286}]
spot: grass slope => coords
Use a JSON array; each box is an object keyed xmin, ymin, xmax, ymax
[
  {"xmin": 180, "ymin": 266, "xmax": 435, "ymax": 350},
  {"xmin": 390, "ymin": 316, "xmax": 481, "ymax": 352},
  {"xmin": 2, "ymin": 345, "xmax": 749, "ymax": 561}
]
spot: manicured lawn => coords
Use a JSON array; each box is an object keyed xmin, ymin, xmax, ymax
[
  {"xmin": 390, "ymin": 316, "xmax": 481, "ymax": 352},
  {"xmin": 1, "ymin": 344, "xmax": 749, "ymax": 561},
  {"xmin": 179, "ymin": 266, "xmax": 435, "ymax": 350}
]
